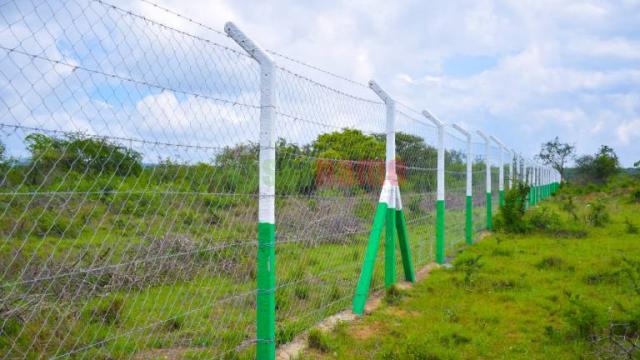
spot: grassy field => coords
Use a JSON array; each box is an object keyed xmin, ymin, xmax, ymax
[{"xmin": 301, "ymin": 183, "xmax": 640, "ymax": 359}]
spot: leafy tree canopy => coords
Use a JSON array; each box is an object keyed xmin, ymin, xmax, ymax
[
  {"xmin": 575, "ymin": 145, "xmax": 619, "ymax": 184},
  {"xmin": 25, "ymin": 133, "xmax": 143, "ymax": 176},
  {"xmin": 537, "ymin": 137, "xmax": 575, "ymax": 179}
]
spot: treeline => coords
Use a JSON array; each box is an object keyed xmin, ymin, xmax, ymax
[{"xmin": 0, "ymin": 129, "xmax": 476, "ymax": 195}]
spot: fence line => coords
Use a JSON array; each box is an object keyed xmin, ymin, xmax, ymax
[{"xmin": 0, "ymin": 1, "xmax": 560, "ymax": 358}]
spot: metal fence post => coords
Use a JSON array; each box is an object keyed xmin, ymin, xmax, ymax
[
  {"xmin": 476, "ymin": 130, "xmax": 492, "ymax": 230},
  {"xmin": 490, "ymin": 136, "xmax": 505, "ymax": 208},
  {"xmin": 225, "ymin": 22, "xmax": 276, "ymax": 360},
  {"xmin": 509, "ymin": 149, "xmax": 516, "ymax": 190},
  {"xmin": 423, "ymin": 110, "xmax": 446, "ymax": 263},
  {"xmin": 452, "ymin": 124, "xmax": 472, "ymax": 245},
  {"xmin": 353, "ymin": 81, "xmax": 415, "ymax": 315},
  {"xmin": 370, "ymin": 81, "xmax": 398, "ymax": 288}
]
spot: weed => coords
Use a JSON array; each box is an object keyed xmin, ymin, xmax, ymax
[
  {"xmin": 294, "ymin": 285, "xmax": 309, "ymax": 300},
  {"xmin": 587, "ymin": 201, "xmax": 610, "ymax": 227},
  {"xmin": 307, "ymin": 329, "xmax": 332, "ymax": 353},
  {"xmin": 454, "ymin": 253, "xmax": 483, "ymax": 287},
  {"xmin": 87, "ymin": 295, "xmax": 124, "ymax": 324},
  {"xmin": 536, "ymin": 256, "xmax": 567, "ymax": 271},
  {"xmin": 383, "ymin": 285, "xmax": 405, "ymax": 306},
  {"xmin": 624, "ymin": 219, "xmax": 639, "ymax": 234},
  {"xmin": 528, "ymin": 207, "xmax": 561, "ymax": 231},
  {"xmin": 164, "ymin": 317, "xmax": 183, "ymax": 331},
  {"xmin": 563, "ymin": 293, "xmax": 601, "ymax": 340}
]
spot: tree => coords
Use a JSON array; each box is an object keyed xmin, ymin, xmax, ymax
[
  {"xmin": 634, "ymin": 160, "xmax": 639, "ymax": 168},
  {"xmin": 575, "ymin": 145, "xmax": 620, "ymax": 184},
  {"xmin": 537, "ymin": 137, "xmax": 575, "ymax": 181},
  {"xmin": 25, "ymin": 133, "xmax": 143, "ymax": 180}
]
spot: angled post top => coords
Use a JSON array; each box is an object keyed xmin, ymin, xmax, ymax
[
  {"xmin": 368, "ymin": 80, "xmax": 393, "ymax": 105},
  {"xmin": 475, "ymin": 129, "xmax": 489, "ymax": 142},
  {"xmin": 451, "ymin": 123, "xmax": 470, "ymax": 139},
  {"xmin": 422, "ymin": 110, "xmax": 444, "ymax": 128},
  {"xmin": 224, "ymin": 22, "xmax": 273, "ymax": 65}
]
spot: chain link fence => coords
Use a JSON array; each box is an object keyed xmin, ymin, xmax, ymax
[{"xmin": 0, "ymin": 0, "xmax": 555, "ymax": 358}]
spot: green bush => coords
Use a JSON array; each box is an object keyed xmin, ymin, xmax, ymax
[
  {"xmin": 494, "ymin": 181, "xmax": 530, "ymax": 233},
  {"xmin": 563, "ymin": 293, "xmax": 602, "ymax": 340},
  {"xmin": 528, "ymin": 207, "xmax": 562, "ymax": 231},
  {"xmin": 587, "ymin": 201, "xmax": 610, "ymax": 227}
]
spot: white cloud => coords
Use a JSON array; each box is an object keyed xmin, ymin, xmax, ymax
[
  {"xmin": 2, "ymin": 0, "xmax": 640, "ymax": 165},
  {"xmin": 617, "ymin": 119, "xmax": 640, "ymax": 145}
]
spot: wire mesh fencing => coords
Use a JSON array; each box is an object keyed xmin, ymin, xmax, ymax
[{"xmin": 0, "ymin": 0, "xmax": 558, "ymax": 359}]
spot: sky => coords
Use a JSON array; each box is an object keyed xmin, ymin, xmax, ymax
[
  {"xmin": 0, "ymin": 0, "xmax": 639, "ymax": 166},
  {"xmin": 135, "ymin": 0, "xmax": 640, "ymax": 165}
]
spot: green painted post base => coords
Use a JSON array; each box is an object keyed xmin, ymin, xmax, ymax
[
  {"xmin": 353, "ymin": 202, "xmax": 387, "ymax": 315},
  {"xmin": 385, "ymin": 207, "xmax": 396, "ymax": 288},
  {"xmin": 257, "ymin": 222, "xmax": 276, "ymax": 360},
  {"xmin": 499, "ymin": 190, "xmax": 505, "ymax": 208},
  {"xmin": 396, "ymin": 209, "xmax": 415, "ymax": 282},
  {"xmin": 486, "ymin": 192, "xmax": 492, "ymax": 231},
  {"xmin": 465, "ymin": 195, "xmax": 472, "ymax": 245},
  {"xmin": 352, "ymin": 203, "xmax": 387, "ymax": 315},
  {"xmin": 435, "ymin": 199, "xmax": 445, "ymax": 264}
]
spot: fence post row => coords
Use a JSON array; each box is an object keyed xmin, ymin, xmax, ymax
[
  {"xmin": 452, "ymin": 124, "xmax": 473, "ymax": 245},
  {"xmin": 422, "ymin": 111, "xmax": 446, "ymax": 264},
  {"xmin": 224, "ymin": 22, "xmax": 277, "ymax": 360},
  {"xmin": 352, "ymin": 81, "xmax": 415, "ymax": 316},
  {"xmin": 225, "ymin": 22, "xmax": 559, "ymax": 352}
]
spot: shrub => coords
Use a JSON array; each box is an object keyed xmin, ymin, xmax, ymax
[
  {"xmin": 528, "ymin": 207, "xmax": 561, "ymax": 231},
  {"xmin": 563, "ymin": 293, "xmax": 601, "ymax": 340},
  {"xmin": 632, "ymin": 188, "xmax": 640, "ymax": 204},
  {"xmin": 587, "ymin": 201, "xmax": 610, "ymax": 227},
  {"xmin": 560, "ymin": 195, "xmax": 578, "ymax": 220},
  {"xmin": 495, "ymin": 181, "xmax": 530, "ymax": 233},
  {"xmin": 307, "ymin": 329, "xmax": 332, "ymax": 353}
]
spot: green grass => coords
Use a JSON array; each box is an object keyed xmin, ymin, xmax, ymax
[{"xmin": 302, "ymin": 187, "xmax": 640, "ymax": 359}]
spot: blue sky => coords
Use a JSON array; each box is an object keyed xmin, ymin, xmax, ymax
[{"xmin": 1, "ymin": 0, "xmax": 639, "ymax": 166}]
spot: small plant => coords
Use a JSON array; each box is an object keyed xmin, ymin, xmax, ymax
[
  {"xmin": 632, "ymin": 188, "xmax": 640, "ymax": 203},
  {"xmin": 587, "ymin": 201, "xmax": 610, "ymax": 227},
  {"xmin": 454, "ymin": 253, "xmax": 483, "ymax": 287},
  {"xmin": 88, "ymin": 295, "xmax": 124, "ymax": 324},
  {"xmin": 563, "ymin": 293, "xmax": 602, "ymax": 340},
  {"xmin": 560, "ymin": 195, "xmax": 578, "ymax": 220},
  {"xmin": 624, "ymin": 219, "xmax": 639, "ymax": 234},
  {"xmin": 383, "ymin": 285, "xmax": 405, "ymax": 306},
  {"xmin": 307, "ymin": 328, "xmax": 332, "ymax": 353},
  {"xmin": 528, "ymin": 207, "xmax": 561, "ymax": 231},
  {"xmin": 495, "ymin": 182, "xmax": 530, "ymax": 233},
  {"xmin": 294, "ymin": 285, "xmax": 309, "ymax": 300},
  {"xmin": 536, "ymin": 256, "xmax": 566, "ymax": 271}
]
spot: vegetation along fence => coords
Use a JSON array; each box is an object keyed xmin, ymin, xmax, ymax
[{"xmin": 0, "ymin": 0, "xmax": 560, "ymax": 358}]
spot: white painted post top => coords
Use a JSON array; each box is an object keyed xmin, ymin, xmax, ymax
[
  {"xmin": 451, "ymin": 123, "xmax": 470, "ymax": 138},
  {"xmin": 475, "ymin": 130, "xmax": 489, "ymax": 142},
  {"xmin": 422, "ymin": 110, "xmax": 444, "ymax": 128},
  {"xmin": 368, "ymin": 80, "xmax": 393, "ymax": 105},
  {"xmin": 224, "ymin": 22, "xmax": 273, "ymax": 65}
]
